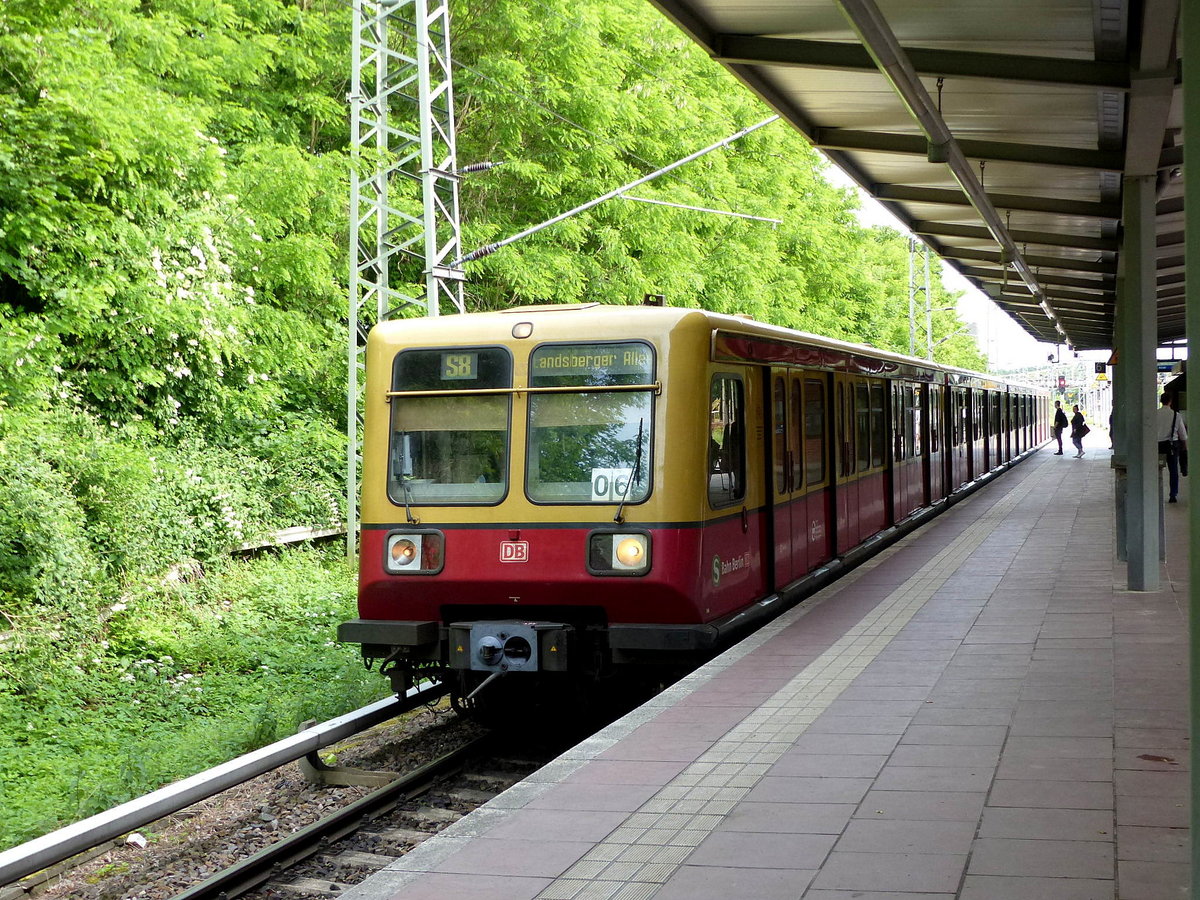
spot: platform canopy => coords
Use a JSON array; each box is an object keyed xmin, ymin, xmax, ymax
[{"xmin": 646, "ymin": 0, "xmax": 1183, "ymax": 351}]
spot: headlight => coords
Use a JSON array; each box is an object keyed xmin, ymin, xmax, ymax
[
  {"xmin": 614, "ymin": 536, "xmax": 646, "ymax": 568},
  {"xmin": 384, "ymin": 530, "xmax": 444, "ymax": 575},
  {"xmin": 587, "ymin": 531, "xmax": 651, "ymax": 576}
]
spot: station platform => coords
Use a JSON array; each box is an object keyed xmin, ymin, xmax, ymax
[{"xmin": 343, "ymin": 444, "xmax": 1190, "ymax": 900}]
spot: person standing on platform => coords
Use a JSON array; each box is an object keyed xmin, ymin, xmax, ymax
[
  {"xmin": 1052, "ymin": 401, "xmax": 1068, "ymax": 454},
  {"xmin": 1070, "ymin": 405, "xmax": 1088, "ymax": 458},
  {"xmin": 1156, "ymin": 392, "xmax": 1188, "ymax": 503}
]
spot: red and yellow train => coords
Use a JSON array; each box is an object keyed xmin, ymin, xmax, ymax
[{"xmin": 339, "ymin": 304, "xmax": 1047, "ymax": 707}]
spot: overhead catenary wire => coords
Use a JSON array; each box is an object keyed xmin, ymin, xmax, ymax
[{"xmin": 452, "ymin": 116, "xmax": 780, "ymax": 266}]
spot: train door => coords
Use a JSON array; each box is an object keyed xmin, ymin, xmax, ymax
[
  {"xmin": 927, "ymin": 384, "xmax": 946, "ymax": 501},
  {"xmin": 993, "ymin": 392, "xmax": 1003, "ymax": 466},
  {"xmin": 802, "ymin": 375, "xmax": 833, "ymax": 570},
  {"xmin": 861, "ymin": 380, "xmax": 888, "ymax": 534},
  {"xmin": 704, "ymin": 371, "xmax": 769, "ymax": 615},
  {"xmin": 892, "ymin": 383, "xmax": 923, "ymax": 517},
  {"xmin": 834, "ymin": 375, "xmax": 859, "ymax": 550},
  {"xmin": 976, "ymin": 389, "xmax": 988, "ymax": 476},
  {"xmin": 950, "ymin": 387, "xmax": 969, "ymax": 488},
  {"xmin": 769, "ymin": 369, "xmax": 805, "ymax": 587}
]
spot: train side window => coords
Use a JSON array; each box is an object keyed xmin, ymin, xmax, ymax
[
  {"xmin": 804, "ymin": 378, "xmax": 825, "ymax": 485},
  {"xmin": 790, "ymin": 378, "xmax": 804, "ymax": 490},
  {"xmin": 905, "ymin": 386, "xmax": 918, "ymax": 458},
  {"xmin": 929, "ymin": 386, "xmax": 939, "ymax": 452},
  {"xmin": 773, "ymin": 376, "xmax": 787, "ymax": 493},
  {"xmin": 855, "ymin": 382, "xmax": 870, "ymax": 472},
  {"xmin": 709, "ymin": 375, "xmax": 745, "ymax": 507},
  {"xmin": 837, "ymin": 382, "xmax": 850, "ymax": 476},
  {"xmin": 869, "ymin": 383, "xmax": 885, "ymax": 468},
  {"xmin": 892, "ymin": 388, "xmax": 905, "ymax": 462}
]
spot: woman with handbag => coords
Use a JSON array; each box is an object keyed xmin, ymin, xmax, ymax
[{"xmin": 1070, "ymin": 405, "xmax": 1089, "ymax": 458}]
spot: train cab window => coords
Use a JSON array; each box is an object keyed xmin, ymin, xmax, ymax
[
  {"xmin": 526, "ymin": 341, "xmax": 654, "ymax": 504},
  {"xmin": 388, "ymin": 347, "xmax": 512, "ymax": 504},
  {"xmin": 804, "ymin": 378, "xmax": 826, "ymax": 485},
  {"xmin": 709, "ymin": 374, "xmax": 745, "ymax": 507}
]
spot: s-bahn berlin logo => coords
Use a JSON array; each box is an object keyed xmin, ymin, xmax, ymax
[{"xmin": 712, "ymin": 551, "xmax": 751, "ymax": 586}]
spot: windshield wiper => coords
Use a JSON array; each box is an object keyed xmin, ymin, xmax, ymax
[
  {"xmin": 398, "ymin": 474, "xmax": 420, "ymax": 525},
  {"xmin": 613, "ymin": 417, "xmax": 644, "ymax": 525}
]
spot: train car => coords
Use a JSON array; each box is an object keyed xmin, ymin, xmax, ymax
[{"xmin": 338, "ymin": 304, "xmax": 1046, "ymax": 709}]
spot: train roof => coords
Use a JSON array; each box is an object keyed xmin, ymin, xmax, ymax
[{"xmin": 370, "ymin": 303, "xmax": 1044, "ymax": 394}]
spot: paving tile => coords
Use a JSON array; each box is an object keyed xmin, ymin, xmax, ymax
[
  {"xmin": 1114, "ymin": 726, "xmax": 1189, "ymax": 748},
  {"xmin": 806, "ymin": 892, "xmax": 954, "ymax": 899},
  {"xmin": 1117, "ymin": 824, "xmax": 1189, "ymax": 862},
  {"xmin": 967, "ymin": 837, "xmax": 1113, "ymax": 878},
  {"xmin": 873, "ymin": 765, "xmax": 994, "ymax": 792},
  {"xmin": 376, "ymin": 872, "xmax": 553, "ymax": 899},
  {"xmin": 1116, "ymin": 793, "xmax": 1189, "ymax": 828},
  {"xmin": 900, "ymin": 724, "xmax": 1008, "ymax": 746},
  {"xmin": 597, "ymin": 737, "xmax": 714, "ymax": 762},
  {"xmin": 717, "ymin": 801, "xmax": 855, "ymax": 834},
  {"xmin": 886, "ymin": 744, "xmax": 1001, "ymax": 768},
  {"xmin": 526, "ymin": 782, "xmax": 661, "ymax": 812},
  {"xmin": 959, "ymin": 875, "xmax": 1114, "ymax": 899},
  {"xmin": 430, "ymin": 837, "xmax": 594, "ymax": 878},
  {"xmin": 746, "ymin": 776, "xmax": 873, "ymax": 804},
  {"xmin": 1002, "ymin": 735, "xmax": 1112, "ymax": 759},
  {"xmin": 823, "ymin": 699, "xmax": 926, "ymax": 717},
  {"xmin": 835, "ymin": 684, "xmax": 933, "ymax": 701},
  {"xmin": 836, "ymin": 818, "xmax": 976, "ymax": 854},
  {"xmin": 687, "ymin": 830, "xmax": 835, "ymax": 868},
  {"xmin": 810, "ymin": 850, "xmax": 966, "ymax": 893},
  {"xmin": 653, "ymin": 864, "xmax": 814, "ymax": 900},
  {"xmin": 768, "ymin": 752, "xmax": 887, "ymax": 777},
  {"xmin": 804, "ymin": 715, "xmax": 911, "ymax": 734},
  {"xmin": 787, "ymin": 731, "xmax": 903, "ymax": 754},
  {"xmin": 1114, "ymin": 769, "xmax": 1188, "ymax": 797},
  {"xmin": 988, "ymin": 779, "xmax": 1112, "ymax": 810},
  {"xmin": 1113, "ymin": 748, "xmax": 1187, "ymax": 771},
  {"xmin": 913, "ymin": 706, "xmax": 1014, "ymax": 726},
  {"xmin": 978, "ymin": 806, "xmax": 1113, "ymax": 840},
  {"xmin": 564, "ymin": 760, "xmax": 690, "ymax": 785},
  {"xmin": 856, "ymin": 790, "xmax": 986, "ymax": 821},
  {"xmin": 1116, "ymin": 860, "xmax": 1189, "ymax": 900},
  {"xmin": 481, "ymin": 809, "xmax": 630, "ymax": 843},
  {"xmin": 995, "ymin": 755, "xmax": 1113, "ymax": 782}
]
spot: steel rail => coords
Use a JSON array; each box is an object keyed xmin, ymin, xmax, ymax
[
  {"xmin": 170, "ymin": 733, "xmax": 493, "ymax": 900},
  {"xmin": 0, "ymin": 683, "xmax": 447, "ymax": 888}
]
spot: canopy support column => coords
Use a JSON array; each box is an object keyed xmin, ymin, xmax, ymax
[
  {"xmin": 1182, "ymin": 2, "xmax": 1199, "ymax": 890},
  {"xmin": 1120, "ymin": 174, "xmax": 1159, "ymax": 591}
]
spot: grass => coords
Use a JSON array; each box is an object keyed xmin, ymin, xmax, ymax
[{"xmin": 0, "ymin": 546, "xmax": 390, "ymax": 851}]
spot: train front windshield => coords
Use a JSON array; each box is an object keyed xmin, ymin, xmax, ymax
[
  {"xmin": 526, "ymin": 342, "xmax": 654, "ymax": 505},
  {"xmin": 388, "ymin": 347, "xmax": 511, "ymax": 505}
]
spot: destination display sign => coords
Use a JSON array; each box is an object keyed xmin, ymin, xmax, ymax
[{"xmin": 531, "ymin": 343, "xmax": 653, "ymax": 381}]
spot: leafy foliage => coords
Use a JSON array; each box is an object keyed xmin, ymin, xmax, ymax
[{"xmin": 0, "ymin": 0, "xmax": 992, "ymax": 850}]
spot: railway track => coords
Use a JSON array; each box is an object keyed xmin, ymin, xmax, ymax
[
  {"xmin": 4, "ymin": 688, "xmax": 610, "ymax": 900},
  {"xmin": 174, "ymin": 733, "xmax": 512, "ymax": 900}
]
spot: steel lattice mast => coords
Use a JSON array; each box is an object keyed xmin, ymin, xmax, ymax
[{"xmin": 346, "ymin": 0, "xmax": 465, "ymax": 555}]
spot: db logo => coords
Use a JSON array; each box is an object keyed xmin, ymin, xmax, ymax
[{"xmin": 499, "ymin": 541, "xmax": 529, "ymax": 563}]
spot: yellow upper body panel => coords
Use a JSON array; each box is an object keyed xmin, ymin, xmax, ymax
[{"xmin": 361, "ymin": 304, "xmax": 725, "ymax": 527}]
